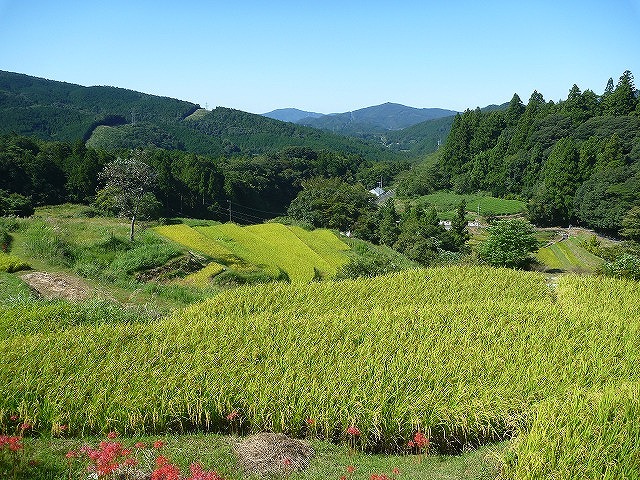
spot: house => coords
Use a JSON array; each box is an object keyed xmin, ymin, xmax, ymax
[{"xmin": 369, "ymin": 186, "xmax": 385, "ymax": 197}]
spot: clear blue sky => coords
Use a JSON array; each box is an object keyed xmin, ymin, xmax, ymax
[{"xmin": 1, "ymin": 1, "xmax": 639, "ymax": 114}]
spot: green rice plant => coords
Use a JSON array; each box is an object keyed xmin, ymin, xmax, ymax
[
  {"xmin": 182, "ymin": 262, "xmax": 226, "ymax": 287},
  {"xmin": 1, "ymin": 266, "xmax": 639, "ymax": 475},
  {"xmin": 154, "ymin": 224, "xmax": 236, "ymax": 263},
  {"xmin": 0, "ymin": 252, "xmax": 30, "ymax": 273},
  {"xmin": 502, "ymin": 384, "xmax": 640, "ymax": 479},
  {"xmin": 414, "ymin": 191, "xmax": 526, "ymax": 217}
]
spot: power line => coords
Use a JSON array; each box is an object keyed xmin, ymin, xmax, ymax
[{"xmin": 228, "ymin": 201, "xmax": 288, "ymax": 216}]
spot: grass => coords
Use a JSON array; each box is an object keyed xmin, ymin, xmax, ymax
[
  {"xmin": 3, "ymin": 432, "xmax": 506, "ymax": 480},
  {"xmin": 413, "ymin": 191, "xmax": 526, "ymax": 219}
]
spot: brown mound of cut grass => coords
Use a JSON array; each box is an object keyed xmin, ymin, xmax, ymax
[{"xmin": 233, "ymin": 432, "xmax": 314, "ymax": 476}]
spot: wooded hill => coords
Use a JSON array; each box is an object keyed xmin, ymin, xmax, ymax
[
  {"xmin": 0, "ymin": 71, "xmax": 398, "ymax": 161},
  {"xmin": 413, "ymin": 71, "xmax": 640, "ymax": 232}
]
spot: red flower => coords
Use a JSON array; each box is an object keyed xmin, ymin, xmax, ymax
[
  {"xmin": 153, "ymin": 440, "xmax": 166, "ymax": 449},
  {"xmin": 106, "ymin": 431, "xmax": 118, "ymax": 439},
  {"xmin": 155, "ymin": 455, "xmax": 170, "ymax": 467},
  {"xmin": 393, "ymin": 467, "xmax": 401, "ymax": 475},
  {"xmin": 305, "ymin": 418, "xmax": 315, "ymax": 426},
  {"xmin": 20, "ymin": 422, "xmax": 32, "ymax": 430},
  {"xmin": 413, "ymin": 432, "xmax": 429, "ymax": 449},
  {"xmin": 65, "ymin": 450, "xmax": 78, "ymax": 459},
  {"xmin": 346, "ymin": 426, "xmax": 360, "ymax": 437},
  {"xmin": 135, "ymin": 442, "xmax": 146, "ymax": 449},
  {"xmin": 346, "ymin": 465, "xmax": 356, "ymax": 473},
  {"xmin": 283, "ymin": 457, "xmax": 292, "ymax": 466},
  {"xmin": 9, "ymin": 415, "xmax": 18, "ymax": 421},
  {"xmin": 226, "ymin": 410, "xmax": 239, "ymax": 421},
  {"xmin": 124, "ymin": 457, "xmax": 139, "ymax": 466},
  {"xmin": 340, "ymin": 476, "xmax": 347, "ymax": 480},
  {"xmin": 407, "ymin": 440, "xmax": 414, "ymax": 448}
]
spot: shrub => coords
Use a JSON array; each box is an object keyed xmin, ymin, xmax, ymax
[
  {"xmin": 478, "ymin": 219, "xmax": 538, "ymax": 269},
  {"xmin": 600, "ymin": 253, "xmax": 640, "ymax": 281}
]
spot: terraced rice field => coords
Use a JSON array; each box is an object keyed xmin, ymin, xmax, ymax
[
  {"xmin": 155, "ymin": 223, "xmax": 350, "ymax": 282},
  {"xmin": 2, "ymin": 266, "xmax": 640, "ymax": 477},
  {"xmin": 535, "ymin": 235, "xmax": 604, "ymax": 272}
]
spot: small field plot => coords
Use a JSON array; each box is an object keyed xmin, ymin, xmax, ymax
[
  {"xmin": 536, "ymin": 236, "xmax": 604, "ymax": 273},
  {"xmin": 196, "ymin": 223, "xmax": 350, "ymax": 282},
  {"xmin": 414, "ymin": 190, "xmax": 527, "ymax": 218}
]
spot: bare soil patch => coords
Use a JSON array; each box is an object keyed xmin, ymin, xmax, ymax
[{"xmin": 20, "ymin": 271, "xmax": 96, "ymax": 301}]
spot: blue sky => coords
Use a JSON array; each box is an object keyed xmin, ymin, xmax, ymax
[{"xmin": 1, "ymin": 1, "xmax": 639, "ymax": 114}]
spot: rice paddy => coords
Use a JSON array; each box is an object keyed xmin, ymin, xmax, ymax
[{"xmin": 2, "ymin": 265, "xmax": 639, "ymax": 477}]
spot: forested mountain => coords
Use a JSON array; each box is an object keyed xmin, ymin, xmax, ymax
[
  {"xmin": 0, "ymin": 71, "xmax": 398, "ymax": 161},
  {"xmin": 297, "ymin": 102, "xmax": 458, "ymax": 136},
  {"xmin": 0, "ymin": 70, "xmax": 199, "ymax": 142},
  {"xmin": 416, "ymin": 71, "xmax": 640, "ymax": 232},
  {"xmin": 261, "ymin": 108, "xmax": 324, "ymax": 122}
]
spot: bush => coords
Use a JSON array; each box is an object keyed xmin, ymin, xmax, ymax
[
  {"xmin": 478, "ymin": 219, "xmax": 539, "ymax": 269},
  {"xmin": 600, "ymin": 253, "xmax": 640, "ymax": 281},
  {"xmin": 0, "ymin": 190, "xmax": 34, "ymax": 217},
  {"xmin": 0, "ymin": 253, "xmax": 30, "ymax": 273}
]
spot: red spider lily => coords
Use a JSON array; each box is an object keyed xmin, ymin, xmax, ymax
[
  {"xmin": 370, "ymin": 475, "xmax": 392, "ymax": 480},
  {"xmin": 59, "ymin": 424, "xmax": 68, "ymax": 431},
  {"xmin": 9, "ymin": 415, "xmax": 18, "ymax": 421},
  {"xmin": 155, "ymin": 455, "xmax": 170, "ymax": 467},
  {"xmin": 413, "ymin": 432, "xmax": 429, "ymax": 449},
  {"xmin": 65, "ymin": 450, "xmax": 78, "ymax": 459},
  {"xmin": 0, "ymin": 435, "xmax": 24, "ymax": 452},
  {"xmin": 188, "ymin": 463, "xmax": 226, "ymax": 480},
  {"xmin": 226, "ymin": 410, "xmax": 239, "ymax": 421},
  {"xmin": 151, "ymin": 459, "xmax": 181, "ymax": 480},
  {"xmin": 305, "ymin": 418, "xmax": 315, "ymax": 426},
  {"xmin": 106, "ymin": 431, "xmax": 118, "ymax": 439},
  {"xmin": 346, "ymin": 465, "xmax": 356, "ymax": 473},
  {"xmin": 20, "ymin": 422, "xmax": 32, "ymax": 431},
  {"xmin": 346, "ymin": 426, "xmax": 360, "ymax": 437},
  {"xmin": 124, "ymin": 457, "xmax": 139, "ymax": 466},
  {"xmin": 407, "ymin": 440, "xmax": 414, "ymax": 448},
  {"xmin": 135, "ymin": 441, "xmax": 146, "ymax": 449},
  {"xmin": 153, "ymin": 439, "xmax": 166, "ymax": 449},
  {"xmin": 340, "ymin": 476, "xmax": 347, "ymax": 480}
]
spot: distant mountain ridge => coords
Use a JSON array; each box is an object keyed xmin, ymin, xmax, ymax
[
  {"xmin": 0, "ymin": 70, "xmax": 399, "ymax": 160},
  {"xmin": 296, "ymin": 102, "xmax": 458, "ymax": 134},
  {"xmin": 261, "ymin": 108, "xmax": 324, "ymax": 123}
]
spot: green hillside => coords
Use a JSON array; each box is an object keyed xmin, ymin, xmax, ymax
[
  {"xmin": 155, "ymin": 222, "xmax": 350, "ymax": 282},
  {"xmin": 0, "ymin": 71, "xmax": 400, "ymax": 161},
  {"xmin": 2, "ymin": 266, "xmax": 640, "ymax": 478},
  {"xmin": 0, "ymin": 70, "xmax": 198, "ymax": 141}
]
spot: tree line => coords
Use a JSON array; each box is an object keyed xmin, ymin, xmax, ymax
[
  {"xmin": 0, "ymin": 133, "xmax": 407, "ymax": 221},
  {"xmin": 404, "ymin": 71, "xmax": 640, "ymax": 233}
]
